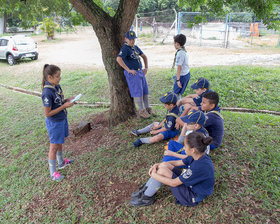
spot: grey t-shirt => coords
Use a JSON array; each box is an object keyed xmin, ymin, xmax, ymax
[{"xmin": 175, "ymin": 50, "xmax": 190, "ymax": 76}]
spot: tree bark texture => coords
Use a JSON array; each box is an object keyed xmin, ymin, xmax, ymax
[{"xmin": 69, "ymin": 0, "xmax": 140, "ymax": 126}]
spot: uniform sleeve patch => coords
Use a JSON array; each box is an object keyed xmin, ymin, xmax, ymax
[
  {"xmin": 182, "ymin": 168, "xmax": 192, "ymax": 179},
  {"xmin": 44, "ymin": 97, "xmax": 49, "ymax": 105}
]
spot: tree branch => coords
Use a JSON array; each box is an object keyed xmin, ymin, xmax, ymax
[
  {"xmin": 115, "ymin": 0, "xmax": 140, "ymax": 38},
  {"xmin": 69, "ymin": 0, "xmax": 112, "ymax": 29}
]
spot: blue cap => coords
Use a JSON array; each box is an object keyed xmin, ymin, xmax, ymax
[
  {"xmin": 159, "ymin": 92, "xmax": 177, "ymax": 104},
  {"xmin": 181, "ymin": 110, "xmax": 205, "ymax": 125},
  {"xmin": 191, "ymin": 77, "xmax": 209, "ymax": 89},
  {"xmin": 125, "ymin": 31, "xmax": 137, "ymax": 40}
]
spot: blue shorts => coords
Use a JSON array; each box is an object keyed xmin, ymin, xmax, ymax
[
  {"xmin": 162, "ymin": 140, "xmax": 186, "ymax": 163},
  {"xmin": 124, "ymin": 70, "xmax": 149, "ymax": 97},
  {"xmin": 173, "ymin": 72, "xmax": 190, "ymax": 95},
  {"xmin": 160, "ymin": 130, "xmax": 179, "ymax": 140},
  {"xmin": 46, "ymin": 118, "xmax": 69, "ymax": 144},
  {"xmin": 170, "ymin": 167, "xmax": 199, "ymax": 207}
]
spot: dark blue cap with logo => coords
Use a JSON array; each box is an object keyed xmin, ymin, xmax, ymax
[
  {"xmin": 191, "ymin": 77, "xmax": 209, "ymax": 89},
  {"xmin": 159, "ymin": 92, "xmax": 177, "ymax": 104},
  {"xmin": 125, "ymin": 31, "xmax": 137, "ymax": 40},
  {"xmin": 181, "ymin": 110, "xmax": 205, "ymax": 125}
]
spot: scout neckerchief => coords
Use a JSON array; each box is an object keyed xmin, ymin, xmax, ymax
[
  {"xmin": 44, "ymin": 84, "xmax": 66, "ymax": 114},
  {"xmin": 171, "ymin": 46, "xmax": 186, "ymax": 70},
  {"xmin": 44, "ymin": 84, "xmax": 64, "ymax": 99},
  {"xmin": 162, "ymin": 112, "xmax": 179, "ymax": 127},
  {"xmin": 207, "ymin": 110, "xmax": 223, "ymax": 120},
  {"xmin": 126, "ymin": 43, "xmax": 142, "ymax": 68}
]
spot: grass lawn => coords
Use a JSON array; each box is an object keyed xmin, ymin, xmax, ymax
[{"xmin": 0, "ymin": 66, "xmax": 279, "ymax": 223}]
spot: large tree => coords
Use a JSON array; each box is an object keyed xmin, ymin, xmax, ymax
[
  {"xmin": 1, "ymin": 0, "xmax": 280, "ymax": 125},
  {"xmin": 69, "ymin": 0, "xmax": 280, "ymax": 126},
  {"xmin": 69, "ymin": 0, "xmax": 139, "ymax": 125}
]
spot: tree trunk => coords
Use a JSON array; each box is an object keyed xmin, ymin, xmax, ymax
[
  {"xmin": 95, "ymin": 26, "xmax": 136, "ymax": 125},
  {"xmin": 69, "ymin": 0, "xmax": 140, "ymax": 126}
]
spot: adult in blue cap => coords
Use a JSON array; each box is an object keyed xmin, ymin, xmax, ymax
[{"xmin": 117, "ymin": 30, "xmax": 155, "ymax": 119}]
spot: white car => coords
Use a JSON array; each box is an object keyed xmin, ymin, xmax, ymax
[{"xmin": 0, "ymin": 35, "xmax": 38, "ymax": 65}]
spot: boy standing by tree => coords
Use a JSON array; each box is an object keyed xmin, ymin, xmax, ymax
[{"xmin": 116, "ymin": 31, "xmax": 154, "ymax": 119}]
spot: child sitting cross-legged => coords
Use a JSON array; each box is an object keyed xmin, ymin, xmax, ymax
[
  {"xmin": 177, "ymin": 77, "xmax": 212, "ymax": 117},
  {"xmin": 130, "ymin": 132, "xmax": 215, "ymax": 207},
  {"xmin": 131, "ymin": 92, "xmax": 180, "ymax": 147},
  {"xmin": 163, "ymin": 110, "xmax": 209, "ymax": 163}
]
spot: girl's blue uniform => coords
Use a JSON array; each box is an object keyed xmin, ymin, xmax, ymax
[
  {"xmin": 41, "ymin": 81, "xmax": 69, "ymax": 144},
  {"xmin": 171, "ymin": 154, "xmax": 215, "ymax": 206}
]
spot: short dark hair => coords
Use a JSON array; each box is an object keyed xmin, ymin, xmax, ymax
[
  {"xmin": 185, "ymin": 132, "xmax": 213, "ymax": 153},
  {"xmin": 174, "ymin": 34, "xmax": 186, "ymax": 47},
  {"xmin": 164, "ymin": 102, "xmax": 176, "ymax": 106},
  {"xmin": 203, "ymin": 91, "xmax": 219, "ymax": 107}
]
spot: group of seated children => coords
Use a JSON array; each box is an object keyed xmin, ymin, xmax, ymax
[{"xmin": 130, "ymin": 77, "xmax": 224, "ymax": 207}]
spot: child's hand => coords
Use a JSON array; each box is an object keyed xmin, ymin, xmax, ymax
[
  {"xmin": 164, "ymin": 150, "xmax": 176, "ymax": 157},
  {"xmin": 150, "ymin": 130, "xmax": 158, "ymax": 135},
  {"xmin": 128, "ymin": 69, "xmax": 136, "ymax": 75},
  {"xmin": 151, "ymin": 122, "xmax": 160, "ymax": 130},
  {"xmin": 149, "ymin": 163, "xmax": 159, "ymax": 176},
  {"xmin": 143, "ymin": 68, "xmax": 148, "ymax": 75},
  {"xmin": 63, "ymin": 101, "xmax": 74, "ymax": 108},
  {"xmin": 177, "ymin": 80, "xmax": 182, "ymax": 88},
  {"xmin": 175, "ymin": 122, "xmax": 181, "ymax": 130}
]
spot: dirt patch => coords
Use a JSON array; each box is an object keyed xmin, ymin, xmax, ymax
[
  {"xmin": 64, "ymin": 112, "xmax": 110, "ymax": 156},
  {"xmin": 25, "ymin": 112, "xmax": 140, "ymax": 219}
]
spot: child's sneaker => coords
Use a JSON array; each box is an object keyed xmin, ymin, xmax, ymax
[
  {"xmin": 58, "ymin": 159, "xmax": 75, "ymax": 170},
  {"xmin": 146, "ymin": 107, "xmax": 156, "ymax": 116},
  {"xmin": 131, "ymin": 184, "xmax": 147, "ymax": 198},
  {"xmin": 130, "ymin": 194, "xmax": 154, "ymax": 207},
  {"xmin": 139, "ymin": 109, "xmax": 150, "ymax": 119},
  {"xmin": 133, "ymin": 139, "xmax": 143, "ymax": 147},
  {"xmin": 51, "ymin": 171, "xmax": 64, "ymax": 181},
  {"xmin": 131, "ymin": 129, "xmax": 139, "ymax": 136}
]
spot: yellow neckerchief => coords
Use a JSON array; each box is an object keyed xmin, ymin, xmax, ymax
[
  {"xmin": 172, "ymin": 46, "xmax": 186, "ymax": 70},
  {"xmin": 162, "ymin": 112, "xmax": 179, "ymax": 127},
  {"xmin": 125, "ymin": 43, "xmax": 142, "ymax": 67},
  {"xmin": 44, "ymin": 84, "xmax": 64, "ymax": 97},
  {"xmin": 206, "ymin": 110, "xmax": 223, "ymax": 119}
]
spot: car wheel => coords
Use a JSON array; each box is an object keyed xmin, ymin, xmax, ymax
[
  {"xmin": 7, "ymin": 54, "xmax": 16, "ymax": 66},
  {"xmin": 32, "ymin": 55, "xmax": 38, "ymax": 60}
]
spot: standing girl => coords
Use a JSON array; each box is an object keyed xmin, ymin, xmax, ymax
[
  {"xmin": 130, "ymin": 132, "xmax": 214, "ymax": 207},
  {"xmin": 41, "ymin": 64, "xmax": 75, "ymax": 181}
]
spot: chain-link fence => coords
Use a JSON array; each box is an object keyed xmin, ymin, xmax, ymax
[{"xmin": 134, "ymin": 10, "xmax": 280, "ymax": 48}]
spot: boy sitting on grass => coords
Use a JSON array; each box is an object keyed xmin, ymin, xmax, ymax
[
  {"xmin": 200, "ymin": 91, "xmax": 224, "ymax": 150},
  {"xmin": 177, "ymin": 77, "xmax": 212, "ymax": 117},
  {"xmin": 131, "ymin": 92, "xmax": 180, "ymax": 147},
  {"xmin": 163, "ymin": 110, "xmax": 209, "ymax": 163}
]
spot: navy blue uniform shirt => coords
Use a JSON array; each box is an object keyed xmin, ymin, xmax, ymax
[
  {"xmin": 118, "ymin": 44, "xmax": 143, "ymax": 70},
  {"xmin": 164, "ymin": 105, "xmax": 180, "ymax": 131},
  {"xmin": 193, "ymin": 89, "xmax": 213, "ymax": 106},
  {"xmin": 180, "ymin": 154, "xmax": 215, "ymax": 197},
  {"xmin": 41, "ymin": 81, "xmax": 67, "ymax": 122},
  {"xmin": 203, "ymin": 106, "xmax": 224, "ymax": 148}
]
